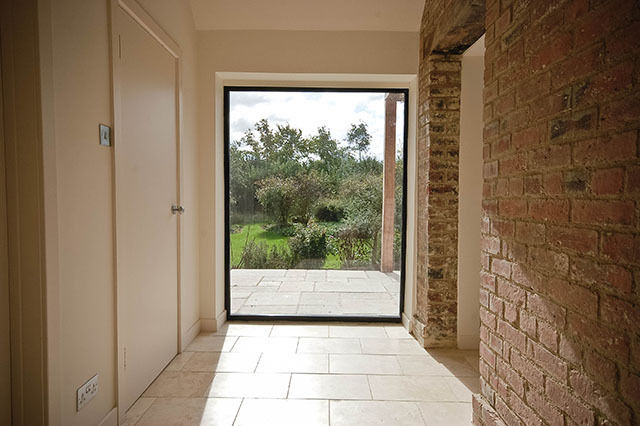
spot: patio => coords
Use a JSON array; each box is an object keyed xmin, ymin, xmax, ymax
[{"xmin": 230, "ymin": 269, "xmax": 401, "ymax": 317}]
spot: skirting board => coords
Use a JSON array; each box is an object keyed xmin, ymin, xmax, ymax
[
  {"xmin": 200, "ymin": 318, "xmax": 216, "ymax": 331},
  {"xmin": 181, "ymin": 319, "xmax": 200, "ymax": 350},
  {"xmin": 98, "ymin": 407, "xmax": 118, "ymax": 426},
  {"xmin": 216, "ymin": 310, "xmax": 228, "ymax": 330}
]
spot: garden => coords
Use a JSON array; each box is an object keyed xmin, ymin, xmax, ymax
[{"xmin": 229, "ymin": 118, "xmax": 403, "ymax": 271}]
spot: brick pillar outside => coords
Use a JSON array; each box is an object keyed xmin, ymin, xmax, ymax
[{"xmin": 414, "ymin": 53, "xmax": 461, "ymax": 348}]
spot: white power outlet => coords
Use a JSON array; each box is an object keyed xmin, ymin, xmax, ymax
[{"xmin": 76, "ymin": 374, "xmax": 98, "ymax": 411}]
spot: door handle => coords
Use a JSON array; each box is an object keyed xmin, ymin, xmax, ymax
[{"xmin": 171, "ymin": 205, "xmax": 185, "ymax": 214}]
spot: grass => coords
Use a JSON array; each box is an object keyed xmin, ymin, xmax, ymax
[
  {"xmin": 230, "ymin": 221, "xmax": 343, "ymax": 269},
  {"xmin": 230, "ymin": 223, "xmax": 289, "ymax": 267}
]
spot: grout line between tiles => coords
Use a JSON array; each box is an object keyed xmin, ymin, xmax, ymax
[{"xmin": 231, "ymin": 398, "xmax": 244, "ymax": 426}]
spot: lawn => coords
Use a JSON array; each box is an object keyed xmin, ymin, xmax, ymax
[{"xmin": 230, "ymin": 222, "xmax": 341, "ymax": 269}]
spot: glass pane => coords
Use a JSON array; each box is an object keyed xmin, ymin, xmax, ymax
[{"xmin": 227, "ymin": 89, "xmax": 406, "ymax": 318}]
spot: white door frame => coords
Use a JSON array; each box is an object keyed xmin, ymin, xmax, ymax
[{"xmin": 109, "ymin": 0, "xmax": 184, "ymax": 419}]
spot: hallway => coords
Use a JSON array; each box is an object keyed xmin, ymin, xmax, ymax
[{"xmin": 123, "ymin": 322, "xmax": 479, "ymax": 425}]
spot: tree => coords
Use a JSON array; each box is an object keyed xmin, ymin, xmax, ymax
[
  {"xmin": 346, "ymin": 122, "xmax": 371, "ymax": 161},
  {"xmin": 255, "ymin": 176, "xmax": 297, "ymax": 225}
]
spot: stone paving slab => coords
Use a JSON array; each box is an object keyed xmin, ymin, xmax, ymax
[{"xmin": 231, "ymin": 269, "xmax": 401, "ymax": 317}]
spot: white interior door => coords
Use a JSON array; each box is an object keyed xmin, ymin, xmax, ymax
[{"xmin": 115, "ymin": 5, "xmax": 179, "ymax": 413}]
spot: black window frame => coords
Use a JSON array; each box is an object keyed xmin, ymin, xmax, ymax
[{"xmin": 224, "ymin": 86, "xmax": 409, "ymax": 323}]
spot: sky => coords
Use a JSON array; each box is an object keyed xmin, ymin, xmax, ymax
[{"xmin": 229, "ymin": 91, "xmax": 405, "ymax": 160}]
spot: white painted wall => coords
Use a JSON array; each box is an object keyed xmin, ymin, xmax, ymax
[
  {"xmin": 457, "ymin": 35, "xmax": 484, "ymax": 349},
  {"xmin": 196, "ymin": 31, "xmax": 419, "ymax": 328},
  {"xmin": 42, "ymin": 1, "xmax": 200, "ymax": 424}
]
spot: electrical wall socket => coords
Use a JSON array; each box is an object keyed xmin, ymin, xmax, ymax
[{"xmin": 77, "ymin": 374, "xmax": 98, "ymax": 411}]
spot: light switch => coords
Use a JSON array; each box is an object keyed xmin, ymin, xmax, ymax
[{"xmin": 99, "ymin": 124, "xmax": 112, "ymax": 147}]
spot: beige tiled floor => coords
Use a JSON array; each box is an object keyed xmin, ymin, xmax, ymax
[
  {"xmin": 124, "ymin": 322, "xmax": 479, "ymax": 425},
  {"xmin": 231, "ymin": 269, "xmax": 401, "ymax": 317}
]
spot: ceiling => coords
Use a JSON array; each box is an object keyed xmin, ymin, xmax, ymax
[{"xmin": 189, "ymin": 0, "xmax": 425, "ymax": 32}]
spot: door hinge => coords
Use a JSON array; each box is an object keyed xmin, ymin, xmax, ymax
[
  {"xmin": 123, "ymin": 346, "xmax": 127, "ymax": 369},
  {"xmin": 118, "ymin": 35, "xmax": 122, "ymax": 59}
]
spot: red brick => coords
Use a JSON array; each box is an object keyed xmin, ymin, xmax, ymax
[
  {"xmin": 512, "ymin": 127, "xmax": 544, "ymax": 152},
  {"xmin": 496, "ymin": 278, "xmax": 526, "ymax": 306},
  {"xmin": 600, "ymin": 94, "xmax": 640, "ymax": 132},
  {"xmin": 571, "ymin": 199, "xmax": 635, "ymax": 226},
  {"xmin": 516, "ymin": 73, "xmax": 550, "ymax": 106},
  {"xmin": 537, "ymin": 320, "xmax": 558, "ymax": 352},
  {"xmin": 481, "ymin": 307, "xmax": 498, "ymax": 330},
  {"xmin": 492, "ymin": 135, "xmax": 511, "ymax": 157},
  {"xmin": 528, "ymin": 248, "xmax": 569, "ymax": 275},
  {"xmin": 602, "ymin": 232, "xmax": 640, "ymax": 264},
  {"xmin": 559, "ymin": 335, "xmax": 582, "ymax": 364},
  {"xmin": 530, "ymin": 32, "xmax": 573, "ymax": 70},
  {"xmin": 492, "ymin": 258, "xmax": 512, "ymax": 279},
  {"xmin": 550, "ymin": 44, "xmax": 604, "ymax": 89},
  {"xmin": 499, "ymin": 153, "xmax": 526, "ymax": 176},
  {"xmin": 498, "ymin": 319, "xmax": 527, "ymax": 353},
  {"xmin": 496, "ymin": 358, "xmax": 524, "ymax": 397},
  {"xmin": 509, "ymin": 177, "xmax": 523, "ymax": 196},
  {"xmin": 480, "ymin": 341, "xmax": 497, "ymax": 368},
  {"xmin": 525, "ymin": 389, "xmax": 563, "ymax": 426},
  {"xmin": 528, "ymin": 199, "xmax": 569, "ymax": 222},
  {"xmin": 546, "ymin": 378, "xmax": 594, "ymax": 425},
  {"xmin": 491, "ymin": 218, "xmax": 515, "ymax": 238},
  {"xmin": 527, "ymin": 340, "xmax": 567, "ymax": 381},
  {"xmin": 575, "ymin": 0, "xmax": 631, "ymax": 46},
  {"xmin": 627, "ymin": 165, "xmax": 640, "ymax": 193},
  {"xmin": 484, "ymin": 160, "xmax": 499, "ymax": 178},
  {"xmin": 583, "ymin": 349, "xmax": 618, "ymax": 393},
  {"xmin": 499, "ymin": 198, "xmax": 527, "ymax": 217},
  {"xmin": 590, "ymin": 167, "xmax": 624, "ymax": 195},
  {"xmin": 546, "ymin": 225, "xmax": 598, "ymax": 254},
  {"xmin": 489, "ymin": 330, "xmax": 504, "ymax": 353},
  {"xmin": 503, "ymin": 240, "xmax": 527, "ymax": 262},
  {"xmin": 523, "ymin": 175, "xmax": 541, "ymax": 195},
  {"xmin": 542, "ymin": 172, "xmax": 563, "ymax": 195},
  {"xmin": 490, "ymin": 293, "xmax": 505, "ymax": 316},
  {"xmin": 567, "ymin": 312, "xmax": 630, "ymax": 364},
  {"xmin": 573, "ymin": 132, "xmax": 637, "ymax": 165},
  {"xmin": 495, "ymin": 92, "xmax": 516, "ymax": 114},
  {"xmin": 565, "ymin": 0, "xmax": 588, "ymax": 21},
  {"xmin": 527, "ymin": 293, "xmax": 566, "ymax": 327},
  {"xmin": 519, "ymin": 308, "xmax": 537, "ymax": 338},
  {"xmin": 481, "ymin": 271, "xmax": 498, "ymax": 292},
  {"xmin": 570, "ymin": 257, "xmax": 633, "ymax": 295},
  {"xmin": 495, "ymin": 8, "xmax": 512, "ymax": 36},
  {"xmin": 544, "ymin": 278, "xmax": 598, "ymax": 318},
  {"xmin": 573, "ymin": 60, "xmax": 634, "ymax": 107},
  {"xmin": 510, "ymin": 349, "xmax": 544, "ymax": 389},
  {"xmin": 504, "ymin": 302, "xmax": 518, "ymax": 324},
  {"xmin": 600, "ymin": 295, "xmax": 640, "ymax": 332},
  {"xmin": 507, "ymin": 389, "xmax": 544, "ymax": 426},
  {"xmin": 569, "ymin": 369, "xmax": 632, "ymax": 425},
  {"xmin": 620, "ymin": 370, "xmax": 640, "ymax": 412},
  {"xmin": 481, "ymin": 235, "xmax": 501, "ymax": 255}
]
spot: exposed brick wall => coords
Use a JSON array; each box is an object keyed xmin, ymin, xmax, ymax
[
  {"xmin": 415, "ymin": 53, "xmax": 461, "ymax": 347},
  {"xmin": 415, "ymin": 0, "xmax": 484, "ymax": 348},
  {"xmin": 474, "ymin": 0, "xmax": 640, "ymax": 424}
]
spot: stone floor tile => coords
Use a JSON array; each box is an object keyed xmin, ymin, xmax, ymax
[
  {"xmin": 330, "ymin": 400, "xmax": 425, "ymax": 426},
  {"xmin": 235, "ymin": 398, "xmax": 329, "ymax": 426},
  {"xmin": 135, "ymin": 397, "xmax": 241, "ymax": 426},
  {"xmin": 288, "ymin": 374, "xmax": 371, "ymax": 400}
]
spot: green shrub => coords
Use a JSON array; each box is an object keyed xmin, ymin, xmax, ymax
[
  {"xmin": 264, "ymin": 223, "xmax": 296, "ymax": 237},
  {"xmin": 314, "ymin": 199, "xmax": 345, "ymax": 222},
  {"xmin": 334, "ymin": 224, "xmax": 372, "ymax": 269},
  {"xmin": 288, "ymin": 223, "xmax": 328, "ymax": 268},
  {"xmin": 234, "ymin": 239, "xmax": 294, "ymax": 269}
]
